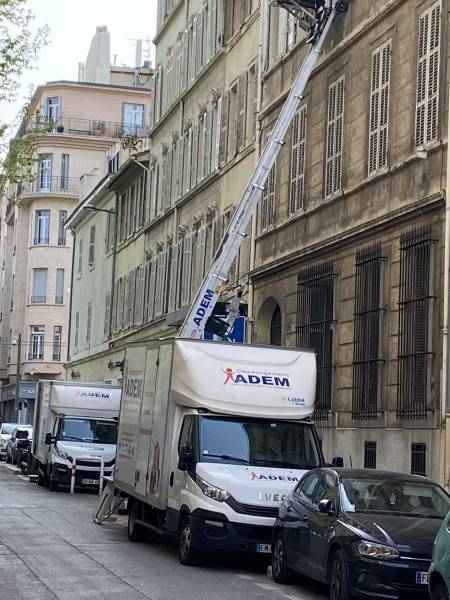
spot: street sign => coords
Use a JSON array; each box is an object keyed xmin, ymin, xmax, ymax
[{"xmin": 203, "ymin": 316, "xmax": 246, "ymax": 343}]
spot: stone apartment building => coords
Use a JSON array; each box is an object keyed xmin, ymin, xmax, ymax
[
  {"xmin": 251, "ymin": 0, "xmax": 450, "ymax": 482},
  {"xmin": 0, "ymin": 72, "xmax": 152, "ymax": 420},
  {"xmin": 66, "ymin": 0, "xmax": 450, "ymax": 483}
]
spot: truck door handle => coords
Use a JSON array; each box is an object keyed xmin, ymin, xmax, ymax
[{"xmin": 169, "ymin": 471, "xmax": 174, "ymax": 487}]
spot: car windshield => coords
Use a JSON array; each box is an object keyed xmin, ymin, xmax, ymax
[
  {"xmin": 1, "ymin": 424, "xmax": 16, "ymax": 435},
  {"xmin": 59, "ymin": 418, "xmax": 117, "ymax": 444},
  {"xmin": 199, "ymin": 417, "xmax": 321, "ymax": 469},
  {"xmin": 341, "ymin": 477, "xmax": 450, "ymax": 518}
]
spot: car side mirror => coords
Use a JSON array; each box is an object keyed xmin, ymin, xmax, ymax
[
  {"xmin": 332, "ymin": 456, "xmax": 344, "ymax": 467},
  {"xmin": 45, "ymin": 433, "xmax": 55, "ymax": 445},
  {"xmin": 318, "ymin": 499, "xmax": 335, "ymax": 515},
  {"xmin": 178, "ymin": 446, "xmax": 194, "ymax": 472}
]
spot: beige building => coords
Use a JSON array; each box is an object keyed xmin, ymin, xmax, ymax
[
  {"xmin": 0, "ymin": 76, "xmax": 151, "ymax": 419},
  {"xmin": 66, "ymin": 0, "xmax": 261, "ymax": 383}
]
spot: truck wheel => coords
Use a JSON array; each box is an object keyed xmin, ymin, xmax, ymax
[
  {"xmin": 177, "ymin": 514, "xmax": 201, "ymax": 566},
  {"xmin": 431, "ymin": 584, "xmax": 449, "ymax": 600},
  {"xmin": 48, "ymin": 467, "xmax": 58, "ymax": 492},
  {"xmin": 127, "ymin": 500, "xmax": 147, "ymax": 542},
  {"xmin": 37, "ymin": 465, "xmax": 46, "ymax": 486}
]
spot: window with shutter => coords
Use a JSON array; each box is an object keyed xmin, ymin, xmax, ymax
[
  {"xmin": 368, "ymin": 40, "xmax": 391, "ymax": 175},
  {"xmin": 184, "ymin": 128, "xmax": 193, "ymax": 194},
  {"xmin": 204, "ymin": 111, "xmax": 212, "ymax": 177},
  {"xmin": 261, "ymin": 164, "xmax": 276, "ymax": 230},
  {"xmin": 192, "ymin": 124, "xmax": 199, "ymax": 186},
  {"xmin": 168, "ymin": 241, "xmax": 181, "ymax": 312},
  {"xmin": 198, "ymin": 115, "xmax": 206, "ymax": 181},
  {"xmin": 171, "ymin": 143, "xmax": 178, "ymax": 205},
  {"xmin": 237, "ymin": 72, "xmax": 248, "ymax": 151},
  {"xmin": 104, "ymin": 292, "xmax": 111, "ymax": 338},
  {"xmin": 228, "ymin": 83, "xmax": 238, "ymax": 157},
  {"xmin": 218, "ymin": 93, "xmax": 229, "ymax": 166},
  {"xmin": 415, "ymin": 1, "xmax": 441, "ymax": 147},
  {"xmin": 193, "ymin": 227, "xmax": 207, "ymax": 295},
  {"xmin": 247, "ymin": 63, "xmax": 258, "ymax": 144},
  {"xmin": 166, "ymin": 147, "xmax": 173, "ymax": 210},
  {"xmin": 88, "ymin": 225, "xmax": 95, "ymax": 266},
  {"xmin": 197, "ymin": 11, "xmax": 204, "ymax": 75},
  {"xmin": 227, "ymin": 210, "xmax": 239, "ymax": 286},
  {"xmin": 154, "ymin": 250, "xmax": 167, "ymax": 317},
  {"xmin": 181, "ymin": 234, "xmax": 193, "ymax": 306},
  {"xmin": 135, "ymin": 265, "xmax": 145, "ymax": 325},
  {"xmin": 289, "ymin": 104, "xmax": 307, "ymax": 215},
  {"xmin": 176, "ymin": 35, "xmax": 184, "ymax": 96},
  {"xmin": 182, "ymin": 31, "xmax": 189, "ymax": 91},
  {"xmin": 214, "ymin": 214, "xmax": 224, "ymax": 253},
  {"xmin": 277, "ymin": 9, "xmax": 288, "ymax": 57},
  {"xmin": 207, "ymin": 0, "xmax": 217, "ymax": 60},
  {"xmin": 146, "ymin": 259, "xmax": 157, "ymax": 321},
  {"xmin": 325, "ymin": 75, "xmax": 345, "ymax": 197}
]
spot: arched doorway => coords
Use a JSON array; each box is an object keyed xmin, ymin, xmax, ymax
[{"xmin": 270, "ymin": 305, "xmax": 282, "ymax": 346}]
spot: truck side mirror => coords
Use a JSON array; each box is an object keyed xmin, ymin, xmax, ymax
[
  {"xmin": 178, "ymin": 446, "xmax": 194, "ymax": 472},
  {"xmin": 318, "ymin": 499, "xmax": 335, "ymax": 515},
  {"xmin": 45, "ymin": 433, "xmax": 55, "ymax": 445},
  {"xmin": 332, "ymin": 456, "xmax": 344, "ymax": 467}
]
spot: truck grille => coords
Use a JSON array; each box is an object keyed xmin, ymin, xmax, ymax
[
  {"xmin": 226, "ymin": 497, "xmax": 279, "ymax": 518},
  {"xmin": 232, "ymin": 524, "xmax": 272, "ymax": 543},
  {"xmin": 75, "ymin": 458, "xmax": 115, "ymax": 468}
]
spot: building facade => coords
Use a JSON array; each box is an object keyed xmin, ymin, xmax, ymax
[
  {"xmin": 0, "ymin": 78, "xmax": 151, "ymax": 418},
  {"xmin": 66, "ymin": 0, "xmax": 261, "ymax": 383},
  {"xmin": 66, "ymin": 0, "xmax": 450, "ymax": 483},
  {"xmin": 252, "ymin": 0, "xmax": 449, "ymax": 482}
]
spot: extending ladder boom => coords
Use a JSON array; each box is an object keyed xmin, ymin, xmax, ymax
[{"xmin": 178, "ymin": 1, "xmax": 345, "ymax": 340}]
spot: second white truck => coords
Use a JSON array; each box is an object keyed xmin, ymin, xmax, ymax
[
  {"xmin": 32, "ymin": 381, "xmax": 121, "ymax": 491},
  {"xmin": 114, "ymin": 338, "xmax": 330, "ymax": 563}
]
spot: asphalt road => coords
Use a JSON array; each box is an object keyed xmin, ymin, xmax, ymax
[{"xmin": 0, "ymin": 462, "xmax": 328, "ymax": 600}]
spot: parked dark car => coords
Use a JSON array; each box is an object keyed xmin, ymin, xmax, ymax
[
  {"xmin": 271, "ymin": 468, "xmax": 450, "ymax": 600},
  {"xmin": 6, "ymin": 426, "xmax": 32, "ymax": 465}
]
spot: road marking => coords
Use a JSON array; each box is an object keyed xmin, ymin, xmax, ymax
[
  {"xmin": 5, "ymin": 465, "xmax": 21, "ymax": 472},
  {"xmin": 237, "ymin": 574, "xmax": 255, "ymax": 580}
]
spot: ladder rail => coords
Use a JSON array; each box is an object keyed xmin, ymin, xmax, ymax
[{"xmin": 178, "ymin": 4, "xmax": 338, "ymax": 340}]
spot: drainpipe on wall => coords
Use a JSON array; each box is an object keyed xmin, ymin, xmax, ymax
[
  {"xmin": 108, "ymin": 192, "xmax": 118, "ymax": 341},
  {"xmin": 247, "ymin": 0, "xmax": 268, "ymax": 344},
  {"xmin": 442, "ymin": 66, "xmax": 450, "ymax": 487},
  {"xmin": 66, "ymin": 227, "xmax": 76, "ymax": 378}
]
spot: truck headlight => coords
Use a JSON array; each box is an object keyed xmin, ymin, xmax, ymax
[
  {"xmin": 54, "ymin": 444, "xmax": 72, "ymax": 462},
  {"xmin": 354, "ymin": 540, "xmax": 399, "ymax": 560},
  {"xmin": 196, "ymin": 476, "xmax": 231, "ymax": 502}
]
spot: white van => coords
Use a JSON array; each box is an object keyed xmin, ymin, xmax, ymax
[
  {"xmin": 114, "ymin": 339, "xmax": 329, "ymax": 563},
  {"xmin": 33, "ymin": 381, "xmax": 121, "ymax": 491}
]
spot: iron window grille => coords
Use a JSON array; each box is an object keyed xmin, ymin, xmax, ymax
[
  {"xmin": 364, "ymin": 441, "xmax": 377, "ymax": 469},
  {"xmin": 270, "ymin": 305, "xmax": 282, "ymax": 346},
  {"xmin": 397, "ymin": 225, "xmax": 435, "ymax": 420},
  {"xmin": 352, "ymin": 243, "xmax": 386, "ymax": 420},
  {"xmin": 411, "ymin": 443, "xmax": 426, "ymax": 476},
  {"xmin": 296, "ymin": 261, "xmax": 335, "ymax": 420}
]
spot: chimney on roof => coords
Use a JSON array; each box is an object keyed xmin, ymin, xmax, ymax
[{"xmin": 82, "ymin": 26, "xmax": 111, "ymax": 84}]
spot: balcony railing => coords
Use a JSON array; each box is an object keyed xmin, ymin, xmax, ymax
[
  {"xmin": 27, "ymin": 116, "xmax": 151, "ymax": 139},
  {"xmin": 19, "ymin": 176, "xmax": 79, "ymax": 195}
]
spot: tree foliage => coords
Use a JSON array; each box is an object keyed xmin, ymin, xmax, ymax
[{"xmin": 0, "ymin": 0, "xmax": 50, "ymax": 193}]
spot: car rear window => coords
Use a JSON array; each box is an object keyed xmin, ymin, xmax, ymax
[{"xmin": 1, "ymin": 424, "xmax": 15, "ymax": 435}]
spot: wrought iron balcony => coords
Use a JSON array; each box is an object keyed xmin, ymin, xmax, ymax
[
  {"xmin": 27, "ymin": 116, "xmax": 151, "ymax": 139},
  {"xmin": 19, "ymin": 176, "xmax": 80, "ymax": 195}
]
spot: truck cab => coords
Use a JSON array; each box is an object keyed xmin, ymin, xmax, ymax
[
  {"xmin": 167, "ymin": 411, "xmax": 324, "ymax": 563},
  {"xmin": 44, "ymin": 415, "xmax": 118, "ymax": 489}
]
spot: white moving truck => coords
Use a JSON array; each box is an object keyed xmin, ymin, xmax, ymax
[
  {"xmin": 32, "ymin": 381, "xmax": 121, "ymax": 491},
  {"xmin": 114, "ymin": 339, "xmax": 328, "ymax": 564}
]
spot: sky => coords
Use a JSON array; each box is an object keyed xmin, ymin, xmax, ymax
[{"xmin": 0, "ymin": 0, "xmax": 157, "ymax": 130}]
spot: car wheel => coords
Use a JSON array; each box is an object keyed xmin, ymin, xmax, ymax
[
  {"xmin": 48, "ymin": 467, "xmax": 58, "ymax": 491},
  {"xmin": 329, "ymin": 550, "xmax": 351, "ymax": 600},
  {"xmin": 127, "ymin": 500, "xmax": 147, "ymax": 542},
  {"xmin": 432, "ymin": 584, "xmax": 449, "ymax": 600},
  {"xmin": 272, "ymin": 530, "xmax": 294, "ymax": 584},
  {"xmin": 177, "ymin": 514, "xmax": 200, "ymax": 566}
]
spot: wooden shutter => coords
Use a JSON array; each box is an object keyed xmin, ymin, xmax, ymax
[
  {"xmin": 191, "ymin": 124, "xmax": 199, "ymax": 187},
  {"xmin": 277, "ymin": 9, "xmax": 288, "ymax": 56},
  {"xmin": 194, "ymin": 226, "xmax": 207, "ymax": 293},
  {"xmin": 237, "ymin": 72, "xmax": 248, "ymax": 151},
  {"xmin": 184, "ymin": 128, "xmax": 192, "ymax": 194},
  {"xmin": 218, "ymin": 93, "xmax": 229, "ymax": 166},
  {"xmin": 104, "ymin": 292, "xmax": 111, "ymax": 338},
  {"xmin": 135, "ymin": 265, "xmax": 145, "ymax": 325},
  {"xmin": 325, "ymin": 75, "xmax": 345, "ymax": 197},
  {"xmin": 289, "ymin": 104, "xmax": 307, "ymax": 214},
  {"xmin": 181, "ymin": 234, "xmax": 193, "ymax": 306},
  {"xmin": 368, "ymin": 40, "xmax": 391, "ymax": 174},
  {"xmin": 214, "ymin": 214, "xmax": 224, "ymax": 253},
  {"xmin": 416, "ymin": 1, "xmax": 441, "ymax": 147},
  {"xmin": 148, "ymin": 259, "xmax": 157, "ymax": 321},
  {"xmin": 168, "ymin": 241, "xmax": 180, "ymax": 312},
  {"xmin": 204, "ymin": 111, "xmax": 212, "ymax": 176},
  {"xmin": 262, "ymin": 163, "xmax": 276, "ymax": 230},
  {"xmin": 251, "ymin": 63, "xmax": 258, "ymax": 142}
]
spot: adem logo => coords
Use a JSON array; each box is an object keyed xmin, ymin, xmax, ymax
[{"xmin": 222, "ymin": 367, "xmax": 290, "ymax": 388}]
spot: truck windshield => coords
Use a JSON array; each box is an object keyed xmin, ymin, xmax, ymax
[
  {"xmin": 59, "ymin": 418, "xmax": 117, "ymax": 444},
  {"xmin": 199, "ymin": 417, "xmax": 321, "ymax": 469}
]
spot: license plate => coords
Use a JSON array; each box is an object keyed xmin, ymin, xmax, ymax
[
  {"xmin": 416, "ymin": 571, "xmax": 428, "ymax": 585},
  {"xmin": 256, "ymin": 543, "xmax": 271, "ymax": 554},
  {"xmin": 81, "ymin": 479, "xmax": 99, "ymax": 485}
]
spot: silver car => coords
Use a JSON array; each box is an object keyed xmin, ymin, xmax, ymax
[{"xmin": 0, "ymin": 423, "xmax": 17, "ymax": 459}]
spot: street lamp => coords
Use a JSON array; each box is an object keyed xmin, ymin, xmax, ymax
[{"xmin": 83, "ymin": 204, "xmax": 116, "ymax": 215}]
